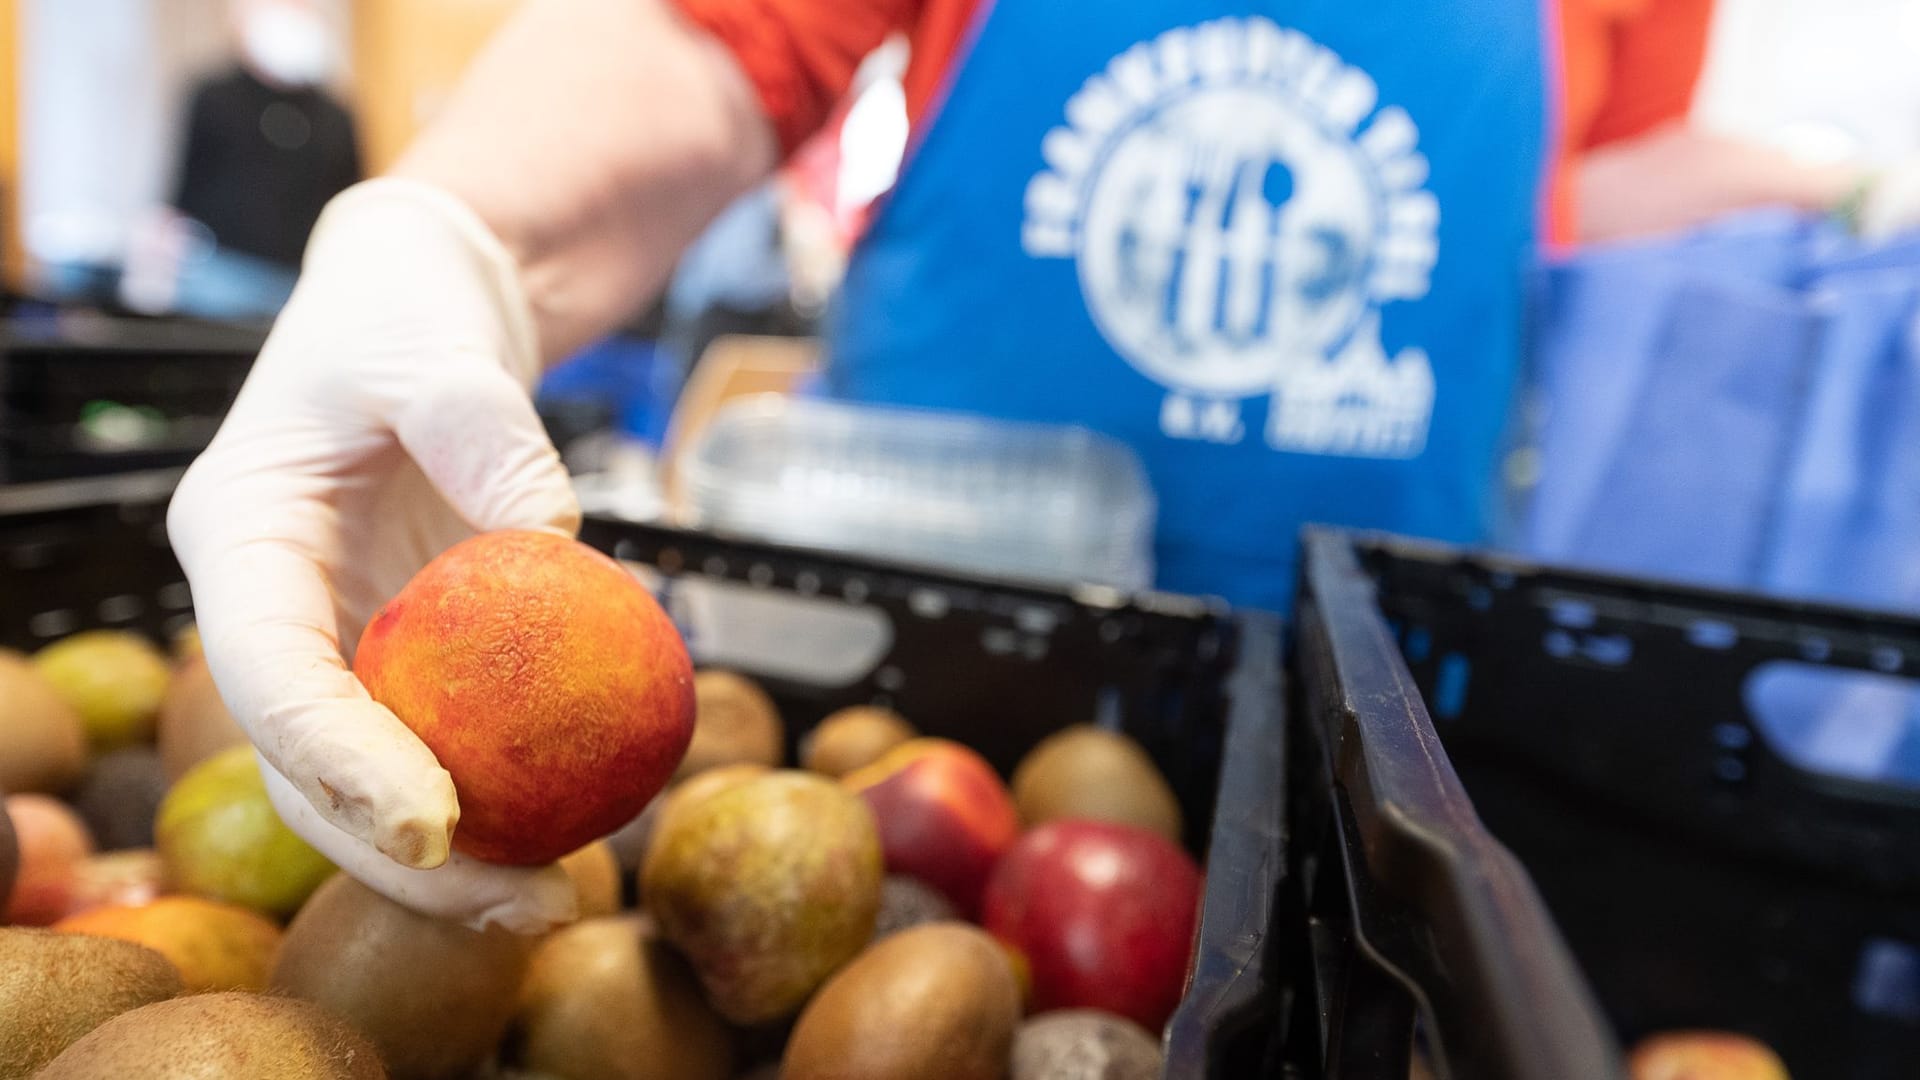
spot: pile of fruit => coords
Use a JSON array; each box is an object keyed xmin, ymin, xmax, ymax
[
  {"xmin": 0, "ymin": 534, "xmax": 1204, "ymax": 1080},
  {"xmin": 0, "ymin": 531, "xmax": 1797, "ymax": 1080}
]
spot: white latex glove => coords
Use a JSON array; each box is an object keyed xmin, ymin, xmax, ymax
[{"xmin": 167, "ymin": 178, "xmax": 581, "ymax": 933}]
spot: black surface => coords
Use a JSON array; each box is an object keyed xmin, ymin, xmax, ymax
[
  {"xmin": 0, "ymin": 316, "xmax": 259, "ymax": 484},
  {"xmin": 24, "ymin": 474, "xmax": 1873, "ymax": 1077},
  {"xmin": 1345, "ymin": 529, "xmax": 1920, "ymax": 1080},
  {"xmin": 578, "ymin": 516, "xmax": 1239, "ymax": 850},
  {"xmin": 0, "ymin": 480, "xmax": 1278, "ymax": 1079},
  {"xmin": 173, "ymin": 67, "xmax": 361, "ymax": 268},
  {"xmin": 1287, "ymin": 530, "xmax": 1624, "ymax": 1080}
]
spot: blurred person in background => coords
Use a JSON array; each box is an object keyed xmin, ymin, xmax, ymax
[
  {"xmin": 1563, "ymin": 0, "xmax": 1917, "ymax": 242},
  {"xmin": 123, "ymin": 0, "xmax": 359, "ymax": 320},
  {"xmin": 166, "ymin": 0, "xmax": 1920, "ymax": 928}
]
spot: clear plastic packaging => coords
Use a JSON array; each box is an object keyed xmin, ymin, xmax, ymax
[{"xmin": 677, "ymin": 396, "xmax": 1156, "ymax": 589}]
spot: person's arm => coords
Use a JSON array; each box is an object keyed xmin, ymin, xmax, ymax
[
  {"xmin": 388, "ymin": 0, "xmax": 777, "ymax": 362},
  {"xmin": 168, "ymin": 0, "xmax": 923, "ymax": 932},
  {"xmin": 387, "ymin": 0, "xmax": 928, "ymax": 360},
  {"xmin": 1565, "ymin": 0, "xmax": 1876, "ymax": 243},
  {"xmin": 1577, "ymin": 125, "xmax": 1859, "ymax": 242}
]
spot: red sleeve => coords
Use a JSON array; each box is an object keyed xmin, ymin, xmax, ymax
[
  {"xmin": 1547, "ymin": 0, "xmax": 1716, "ymax": 245},
  {"xmin": 669, "ymin": 0, "xmax": 922, "ymax": 156},
  {"xmin": 1583, "ymin": 0, "xmax": 1715, "ymax": 148}
]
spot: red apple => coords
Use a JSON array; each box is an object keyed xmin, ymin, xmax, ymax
[
  {"xmin": 4, "ymin": 793, "xmax": 94, "ymax": 925},
  {"xmin": 982, "ymin": 819, "xmax": 1202, "ymax": 1032},
  {"xmin": 842, "ymin": 738, "xmax": 1019, "ymax": 915}
]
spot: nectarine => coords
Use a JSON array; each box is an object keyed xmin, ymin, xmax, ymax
[{"xmin": 355, "ymin": 530, "xmax": 695, "ymax": 866}]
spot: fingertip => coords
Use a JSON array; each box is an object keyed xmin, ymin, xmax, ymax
[{"xmin": 373, "ymin": 813, "xmax": 456, "ymax": 871}]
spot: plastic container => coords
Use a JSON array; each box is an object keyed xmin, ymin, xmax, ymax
[
  {"xmin": 677, "ymin": 395, "xmax": 1156, "ymax": 589},
  {"xmin": 1302, "ymin": 527, "xmax": 1920, "ymax": 1080}
]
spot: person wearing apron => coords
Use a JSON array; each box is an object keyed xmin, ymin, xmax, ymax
[
  {"xmin": 824, "ymin": 3, "xmax": 1546, "ymax": 610},
  {"xmin": 161, "ymin": 0, "xmax": 1717, "ymax": 927}
]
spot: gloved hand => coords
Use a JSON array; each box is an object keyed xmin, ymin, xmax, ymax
[{"xmin": 167, "ymin": 178, "xmax": 582, "ymax": 933}]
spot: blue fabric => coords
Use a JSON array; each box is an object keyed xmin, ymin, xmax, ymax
[
  {"xmin": 1523, "ymin": 245, "xmax": 1820, "ymax": 586},
  {"xmin": 1517, "ymin": 211, "xmax": 1920, "ymax": 606},
  {"xmin": 538, "ymin": 336, "xmax": 679, "ymax": 446},
  {"xmin": 1515, "ymin": 211, "xmax": 1920, "ymax": 785},
  {"xmin": 828, "ymin": 1, "xmax": 1549, "ymax": 611}
]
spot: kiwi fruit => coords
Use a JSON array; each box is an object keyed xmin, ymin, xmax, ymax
[
  {"xmin": 508, "ymin": 914, "xmax": 731, "ymax": 1080},
  {"xmin": 677, "ymin": 671, "xmax": 784, "ymax": 780},
  {"xmin": 782, "ymin": 922, "xmax": 1021, "ymax": 1080},
  {"xmin": 873, "ymin": 874, "xmax": 957, "ymax": 941},
  {"xmin": 801, "ymin": 706, "xmax": 917, "ymax": 778},
  {"xmin": 156, "ymin": 655, "xmax": 247, "ymax": 782},
  {"xmin": 0, "ymin": 926, "xmax": 183, "ymax": 1079},
  {"xmin": 1011, "ymin": 726, "xmax": 1183, "ymax": 842},
  {"xmin": 1010, "ymin": 1010, "xmax": 1164, "ymax": 1080},
  {"xmin": 68, "ymin": 747, "xmax": 170, "ymax": 851},
  {"xmin": 557, "ymin": 841, "xmax": 622, "ymax": 919},
  {"xmin": 34, "ymin": 991, "xmax": 386, "ymax": 1079},
  {"xmin": 272, "ymin": 873, "xmax": 534, "ymax": 1080},
  {"xmin": 0, "ymin": 649, "xmax": 89, "ymax": 796}
]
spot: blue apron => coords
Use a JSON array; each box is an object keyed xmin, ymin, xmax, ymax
[{"xmin": 829, "ymin": 0, "xmax": 1549, "ymax": 610}]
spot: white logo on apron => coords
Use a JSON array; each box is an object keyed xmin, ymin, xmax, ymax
[{"xmin": 1023, "ymin": 17, "xmax": 1438, "ymax": 457}]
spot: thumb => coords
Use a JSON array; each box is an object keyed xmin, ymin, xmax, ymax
[
  {"xmin": 260, "ymin": 756, "xmax": 579, "ymax": 934},
  {"xmin": 169, "ymin": 494, "xmax": 463, "ymax": 870}
]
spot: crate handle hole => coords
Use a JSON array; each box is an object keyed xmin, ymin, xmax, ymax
[
  {"xmin": 1432, "ymin": 653, "xmax": 1471, "ymax": 720},
  {"xmin": 29, "ymin": 609, "xmax": 79, "ymax": 640},
  {"xmin": 1854, "ymin": 937, "xmax": 1920, "ymax": 1024},
  {"xmin": 97, "ymin": 594, "xmax": 144, "ymax": 623},
  {"xmin": 1743, "ymin": 662, "xmax": 1920, "ymax": 792}
]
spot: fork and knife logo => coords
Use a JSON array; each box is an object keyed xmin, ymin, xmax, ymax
[{"xmin": 1023, "ymin": 16, "xmax": 1439, "ymax": 457}]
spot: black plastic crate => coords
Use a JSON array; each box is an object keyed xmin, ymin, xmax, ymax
[
  {"xmin": 1306, "ymin": 527, "xmax": 1920, "ymax": 1080},
  {"xmin": 0, "ymin": 475, "xmax": 1636, "ymax": 1078},
  {"xmin": 0, "ymin": 474, "xmax": 1280, "ymax": 1077},
  {"xmin": 0, "ymin": 316, "xmax": 260, "ymax": 484},
  {"xmin": 1285, "ymin": 530, "xmax": 1622, "ymax": 1080}
]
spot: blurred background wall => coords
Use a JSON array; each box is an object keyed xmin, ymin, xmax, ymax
[
  {"xmin": 0, "ymin": 0, "xmax": 515, "ymax": 299},
  {"xmin": 1696, "ymin": 0, "xmax": 1920, "ymax": 165},
  {"xmin": 349, "ymin": 0, "xmax": 516, "ymax": 172}
]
